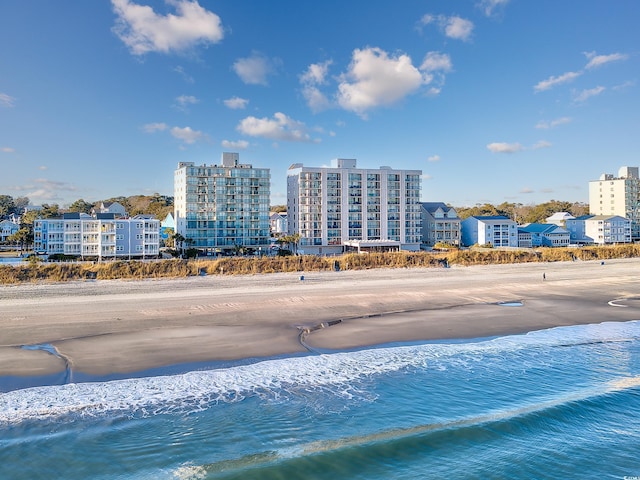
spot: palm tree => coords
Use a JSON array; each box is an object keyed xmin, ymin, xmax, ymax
[
  {"xmin": 170, "ymin": 232, "xmax": 186, "ymax": 256},
  {"xmin": 277, "ymin": 233, "xmax": 301, "ymax": 255}
]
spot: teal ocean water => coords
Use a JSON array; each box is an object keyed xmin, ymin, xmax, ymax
[{"xmin": 1, "ymin": 320, "xmax": 640, "ymax": 479}]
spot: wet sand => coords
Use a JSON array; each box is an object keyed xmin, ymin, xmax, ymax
[{"xmin": 2, "ymin": 258, "xmax": 640, "ymax": 378}]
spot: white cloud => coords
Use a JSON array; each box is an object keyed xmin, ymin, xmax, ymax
[
  {"xmin": 420, "ymin": 51, "xmax": 452, "ymax": 73},
  {"xmin": 111, "ymin": 0, "xmax": 224, "ymax": 55},
  {"xmin": 337, "ymin": 47, "xmax": 429, "ymax": 117},
  {"xmin": 10, "ymin": 178, "xmax": 78, "ymax": 203},
  {"xmin": 487, "ymin": 142, "xmax": 524, "ymax": 153},
  {"xmin": 143, "ymin": 122, "xmax": 205, "ymax": 145},
  {"xmin": 478, "ymin": 0, "xmax": 510, "ymax": 16},
  {"xmin": 535, "ymin": 117, "xmax": 572, "ymax": 129},
  {"xmin": 584, "ymin": 51, "xmax": 629, "ymax": 70},
  {"xmin": 223, "ymin": 96, "xmax": 249, "ymax": 109},
  {"xmin": 38, "ymin": 165, "xmax": 47, "ymax": 170},
  {"xmin": 300, "ymin": 60, "xmax": 332, "ymax": 85},
  {"xmin": 444, "ymin": 16, "xmax": 474, "ymax": 41},
  {"xmin": 0, "ymin": 93, "xmax": 15, "ymax": 108},
  {"xmin": 142, "ymin": 122, "xmax": 168, "ymax": 133},
  {"xmin": 300, "ymin": 60, "xmax": 333, "ymax": 112},
  {"xmin": 532, "ymin": 51, "xmax": 628, "ymax": 96},
  {"xmin": 531, "ymin": 140, "xmax": 552, "ymax": 150},
  {"xmin": 487, "ymin": 140, "xmax": 552, "ymax": 153},
  {"xmin": 573, "ymin": 86, "xmax": 605, "ymax": 103},
  {"xmin": 221, "ymin": 139, "xmax": 249, "ymax": 150},
  {"xmin": 170, "ymin": 126, "xmax": 204, "ymax": 144},
  {"xmin": 612, "ymin": 80, "xmax": 635, "ymax": 91},
  {"xmin": 420, "ymin": 14, "xmax": 473, "ymax": 41},
  {"xmin": 232, "ymin": 52, "xmax": 278, "ymax": 85},
  {"xmin": 427, "ymin": 155, "xmax": 440, "ymax": 162},
  {"xmin": 303, "ymin": 86, "xmax": 332, "ymax": 113},
  {"xmin": 534, "ymin": 71, "xmax": 582, "ymax": 92},
  {"xmin": 173, "ymin": 65, "xmax": 194, "ymax": 83},
  {"xmin": 237, "ymin": 112, "xmax": 313, "ymax": 142},
  {"xmin": 175, "ymin": 94, "xmax": 199, "ymax": 107},
  {"xmin": 421, "ymin": 174, "xmax": 433, "ymax": 181},
  {"xmin": 1, "ymin": 147, "xmax": 15, "ymax": 153}
]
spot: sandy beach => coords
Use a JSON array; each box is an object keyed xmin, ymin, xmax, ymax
[{"xmin": 2, "ymin": 258, "xmax": 640, "ymax": 378}]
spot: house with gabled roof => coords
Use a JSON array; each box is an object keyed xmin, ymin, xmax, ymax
[
  {"xmin": 419, "ymin": 202, "xmax": 461, "ymax": 247},
  {"xmin": 546, "ymin": 212, "xmax": 575, "ymax": 227},
  {"xmin": 0, "ymin": 219, "xmax": 19, "ymax": 243},
  {"xmin": 461, "ymin": 215, "xmax": 518, "ymax": 247},
  {"xmin": 270, "ymin": 211, "xmax": 288, "ymax": 235},
  {"xmin": 92, "ymin": 201, "xmax": 126, "ymax": 217},
  {"xmin": 518, "ymin": 223, "xmax": 570, "ymax": 248}
]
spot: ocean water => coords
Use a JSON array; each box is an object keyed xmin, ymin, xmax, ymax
[{"xmin": 1, "ymin": 321, "xmax": 640, "ymax": 480}]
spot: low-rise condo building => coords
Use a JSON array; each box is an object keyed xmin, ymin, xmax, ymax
[
  {"xmin": 34, "ymin": 213, "xmax": 160, "ymax": 259},
  {"xmin": 565, "ymin": 214, "xmax": 631, "ymax": 245},
  {"xmin": 461, "ymin": 215, "xmax": 518, "ymax": 247}
]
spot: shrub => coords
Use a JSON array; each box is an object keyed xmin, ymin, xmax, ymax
[{"xmin": 2, "ymin": 245, "xmax": 640, "ymax": 284}]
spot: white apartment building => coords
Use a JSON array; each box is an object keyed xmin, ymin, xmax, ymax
[
  {"xmin": 34, "ymin": 213, "xmax": 160, "ymax": 259},
  {"xmin": 174, "ymin": 153, "xmax": 270, "ymax": 253},
  {"xmin": 565, "ymin": 215, "xmax": 631, "ymax": 245},
  {"xmin": 287, "ymin": 159, "xmax": 422, "ymax": 255},
  {"xmin": 460, "ymin": 215, "xmax": 519, "ymax": 247},
  {"xmin": 589, "ymin": 166, "xmax": 640, "ymax": 240}
]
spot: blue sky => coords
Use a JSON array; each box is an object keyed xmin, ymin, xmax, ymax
[{"xmin": 1, "ymin": 0, "xmax": 638, "ymax": 208}]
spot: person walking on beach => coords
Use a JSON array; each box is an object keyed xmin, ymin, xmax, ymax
[{"xmin": 543, "ymin": 273, "xmax": 546, "ymax": 281}]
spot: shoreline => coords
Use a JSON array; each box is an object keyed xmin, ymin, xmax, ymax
[{"xmin": 2, "ymin": 258, "xmax": 640, "ymax": 385}]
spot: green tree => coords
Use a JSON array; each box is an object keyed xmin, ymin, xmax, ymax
[
  {"xmin": 40, "ymin": 204, "xmax": 60, "ymax": 218},
  {"xmin": 20, "ymin": 210, "xmax": 40, "ymax": 226},
  {"xmin": 12, "ymin": 196, "xmax": 29, "ymax": 214},
  {"xmin": 8, "ymin": 227, "xmax": 33, "ymax": 250},
  {"xmin": 0, "ymin": 195, "xmax": 14, "ymax": 217},
  {"xmin": 277, "ymin": 233, "xmax": 301, "ymax": 254},
  {"xmin": 171, "ymin": 232, "xmax": 186, "ymax": 255},
  {"xmin": 147, "ymin": 193, "xmax": 174, "ymax": 219},
  {"xmin": 456, "ymin": 203, "xmax": 501, "ymax": 219},
  {"xmin": 68, "ymin": 198, "xmax": 93, "ymax": 214}
]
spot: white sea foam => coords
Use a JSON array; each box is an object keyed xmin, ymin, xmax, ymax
[{"xmin": 1, "ymin": 320, "xmax": 639, "ymax": 425}]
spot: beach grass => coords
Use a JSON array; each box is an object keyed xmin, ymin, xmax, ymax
[{"xmin": 1, "ymin": 245, "xmax": 639, "ymax": 285}]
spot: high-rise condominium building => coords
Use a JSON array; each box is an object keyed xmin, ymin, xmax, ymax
[
  {"xmin": 287, "ymin": 159, "xmax": 422, "ymax": 255},
  {"xmin": 174, "ymin": 152, "xmax": 271, "ymax": 254},
  {"xmin": 589, "ymin": 166, "xmax": 640, "ymax": 240}
]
